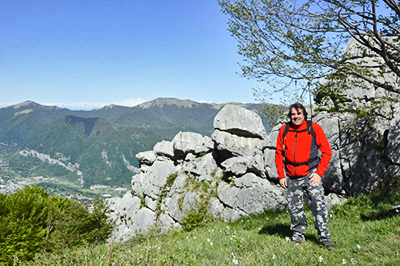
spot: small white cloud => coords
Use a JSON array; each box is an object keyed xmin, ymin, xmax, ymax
[
  {"xmin": 43, "ymin": 102, "xmax": 108, "ymax": 110},
  {"xmin": 115, "ymin": 98, "xmax": 147, "ymax": 107}
]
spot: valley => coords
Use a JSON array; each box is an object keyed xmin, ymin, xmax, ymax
[{"xmin": 0, "ymin": 98, "xmax": 272, "ymax": 200}]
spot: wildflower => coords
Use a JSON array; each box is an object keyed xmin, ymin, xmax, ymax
[
  {"xmin": 258, "ymin": 227, "xmax": 261, "ymax": 231},
  {"xmin": 356, "ymin": 244, "xmax": 361, "ymax": 249},
  {"xmin": 232, "ymin": 258, "xmax": 239, "ymax": 265},
  {"xmin": 319, "ymin": 256, "xmax": 323, "ymax": 263},
  {"xmin": 351, "ymin": 258, "xmax": 356, "ymax": 265},
  {"xmin": 186, "ymin": 236, "xmax": 189, "ymax": 240},
  {"xmin": 342, "ymin": 258, "xmax": 347, "ymax": 264},
  {"xmin": 193, "ymin": 236, "xmax": 196, "ymax": 240},
  {"xmin": 210, "ymin": 241, "xmax": 214, "ymax": 246},
  {"xmin": 272, "ymin": 254, "xmax": 276, "ymax": 260},
  {"xmin": 227, "ymin": 225, "xmax": 230, "ymax": 230},
  {"xmin": 285, "ymin": 237, "xmax": 290, "ymax": 242},
  {"xmin": 207, "ymin": 239, "xmax": 211, "ymax": 242}
]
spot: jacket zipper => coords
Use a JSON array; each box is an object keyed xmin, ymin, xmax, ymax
[{"xmin": 294, "ymin": 130, "xmax": 298, "ymax": 176}]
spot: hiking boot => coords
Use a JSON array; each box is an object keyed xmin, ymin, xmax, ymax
[
  {"xmin": 292, "ymin": 239, "xmax": 305, "ymax": 244},
  {"xmin": 319, "ymin": 240, "xmax": 335, "ymax": 250},
  {"xmin": 292, "ymin": 234, "xmax": 305, "ymax": 244}
]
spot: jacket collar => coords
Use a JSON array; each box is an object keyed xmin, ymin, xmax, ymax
[{"xmin": 290, "ymin": 120, "xmax": 308, "ymax": 131}]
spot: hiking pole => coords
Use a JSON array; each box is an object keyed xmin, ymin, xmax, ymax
[{"xmin": 308, "ymin": 80, "xmax": 313, "ymax": 122}]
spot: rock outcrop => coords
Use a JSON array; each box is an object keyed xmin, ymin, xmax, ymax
[{"xmin": 107, "ymin": 104, "xmax": 349, "ymax": 243}]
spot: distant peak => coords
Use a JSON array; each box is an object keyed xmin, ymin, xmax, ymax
[
  {"xmin": 93, "ymin": 104, "xmax": 130, "ymax": 111},
  {"xmin": 138, "ymin": 97, "xmax": 201, "ymax": 109},
  {"xmin": 13, "ymin": 100, "xmax": 40, "ymax": 109}
]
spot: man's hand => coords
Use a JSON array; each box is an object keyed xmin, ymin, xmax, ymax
[
  {"xmin": 279, "ymin": 178, "xmax": 287, "ymax": 189},
  {"xmin": 309, "ymin": 172, "xmax": 321, "ymax": 186}
]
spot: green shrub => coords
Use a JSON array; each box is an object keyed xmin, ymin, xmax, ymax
[
  {"xmin": 180, "ymin": 199, "xmax": 212, "ymax": 232},
  {"xmin": 0, "ymin": 185, "xmax": 114, "ymax": 264}
]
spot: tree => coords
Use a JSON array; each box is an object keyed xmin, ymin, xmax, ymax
[{"xmin": 218, "ymin": 0, "xmax": 399, "ymax": 118}]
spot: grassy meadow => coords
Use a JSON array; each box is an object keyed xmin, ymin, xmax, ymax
[{"xmin": 27, "ymin": 195, "xmax": 400, "ymax": 266}]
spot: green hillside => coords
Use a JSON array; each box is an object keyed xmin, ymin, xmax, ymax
[
  {"xmin": 0, "ymin": 102, "xmax": 74, "ymax": 147},
  {"xmin": 7, "ymin": 115, "xmax": 162, "ymax": 187}
]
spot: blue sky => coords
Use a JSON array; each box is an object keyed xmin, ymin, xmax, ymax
[{"xmin": 0, "ymin": 0, "xmax": 264, "ymax": 110}]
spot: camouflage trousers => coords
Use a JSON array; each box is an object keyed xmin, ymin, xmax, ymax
[{"xmin": 287, "ymin": 173, "xmax": 331, "ymax": 242}]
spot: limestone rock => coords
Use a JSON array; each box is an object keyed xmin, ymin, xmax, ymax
[
  {"xmin": 154, "ymin": 140, "xmax": 174, "ymax": 158},
  {"xmin": 324, "ymin": 193, "xmax": 347, "ymax": 210},
  {"xmin": 212, "ymin": 129, "xmax": 261, "ymax": 157},
  {"xmin": 136, "ymin": 151, "xmax": 157, "ymax": 166},
  {"xmin": 314, "ymin": 113, "xmax": 344, "ymax": 193},
  {"xmin": 387, "ymin": 117, "xmax": 400, "ymax": 164},
  {"xmin": 157, "ymin": 213, "xmax": 181, "ymax": 232},
  {"xmin": 214, "ymin": 104, "xmax": 266, "ymax": 138},
  {"xmin": 132, "ymin": 160, "xmax": 177, "ymax": 199},
  {"xmin": 173, "ymin": 131, "xmax": 210, "ymax": 156},
  {"xmin": 207, "ymin": 198, "xmax": 245, "ymax": 222},
  {"xmin": 164, "ymin": 193, "xmax": 185, "ymax": 222},
  {"xmin": 217, "ymin": 173, "xmax": 285, "ymax": 215},
  {"xmin": 221, "ymin": 156, "xmax": 252, "ymax": 176},
  {"xmin": 264, "ymin": 148, "xmax": 278, "ymax": 180},
  {"xmin": 129, "ymin": 208, "xmax": 157, "ymax": 236},
  {"xmin": 182, "ymin": 152, "xmax": 218, "ymax": 182}
]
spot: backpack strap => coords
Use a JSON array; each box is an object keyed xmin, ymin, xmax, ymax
[
  {"xmin": 307, "ymin": 120, "xmax": 316, "ymax": 140},
  {"xmin": 282, "ymin": 122, "xmax": 290, "ymax": 139}
]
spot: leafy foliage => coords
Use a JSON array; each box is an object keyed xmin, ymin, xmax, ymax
[
  {"xmin": 218, "ymin": 0, "xmax": 400, "ymax": 117},
  {"xmin": 0, "ymin": 185, "xmax": 114, "ymax": 264}
]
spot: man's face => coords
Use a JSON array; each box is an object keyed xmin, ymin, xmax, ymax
[{"xmin": 290, "ymin": 107, "xmax": 305, "ymax": 126}]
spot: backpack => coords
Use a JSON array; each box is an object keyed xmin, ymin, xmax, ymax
[
  {"xmin": 282, "ymin": 120, "xmax": 316, "ymax": 140},
  {"xmin": 282, "ymin": 120, "xmax": 318, "ymax": 167}
]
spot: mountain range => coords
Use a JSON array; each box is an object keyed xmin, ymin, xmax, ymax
[{"xmin": 0, "ymin": 98, "xmax": 271, "ymax": 190}]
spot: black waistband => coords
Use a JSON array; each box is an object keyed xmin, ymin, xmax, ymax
[{"xmin": 285, "ymin": 156, "xmax": 319, "ymax": 167}]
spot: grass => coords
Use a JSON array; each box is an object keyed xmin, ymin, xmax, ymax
[{"xmin": 26, "ymin": 194, "xmax": 400, "ymax": 266}]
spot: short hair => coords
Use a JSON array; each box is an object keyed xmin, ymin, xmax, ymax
[{"xmin": 288, "ymin": 102, "xmax": 308, "ymax": 120}]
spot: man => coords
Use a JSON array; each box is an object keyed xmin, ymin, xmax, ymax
[{"xmin": 275, "ymin": 103, "xmax": 334, "ymax": 249}]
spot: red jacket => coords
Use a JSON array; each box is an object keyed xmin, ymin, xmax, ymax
[{"xmin": 275, "ymin": 120, "xmax": 332, "ymax": 179}]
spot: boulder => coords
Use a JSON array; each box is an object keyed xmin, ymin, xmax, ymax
[
  {"xmin": 129, "ymin": 208, "xmax": 157, "ymax": 236},
  {"xmin": 182, "ymin": 152, "xmax": 218, "ymax": 182},
  {"xmin": 207, "ymin": 198, "xmax": 245, "ymax": 222},
  {"xmin": 264, "ymin": 148, "xmax": 278, "ymax": 180},
  {"xmin": 164, "ymin": 193, "xmax": 185, "ymax": 222},
  {"xmin": 217, "ymin": 173, "xmax": 285, "ymax": 215},
  {"xmin": 173, "ymin": 131, "xmax": 210, "ymax": 156},
  {"xmin": 221, "ymin": 156, "xmax": 252, "ymax": 176},
  {"xmin": 154, "ymin": 140, "xmax": 174, "ymax": 158},
  {"xmin": 132, "ymin": 160, "xmax": 177, "ymax": 199},
  {"xmin": 136, "ymin": 151, "xmax": 157, "ymax": 166},
  {"xmin": 214, "ymin": 104, "xmax": 266, "ymax": 138},
  {"xmin": 157, "ymin": 213, "xmax": 181, "ymax": 232},
  {"xmin": 314, "ymin": 113, "xmax": 344, "ymax": 193},
  {"xmin": 212, "ymin": 129, "xmax": 261, "ymax": 157}
]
